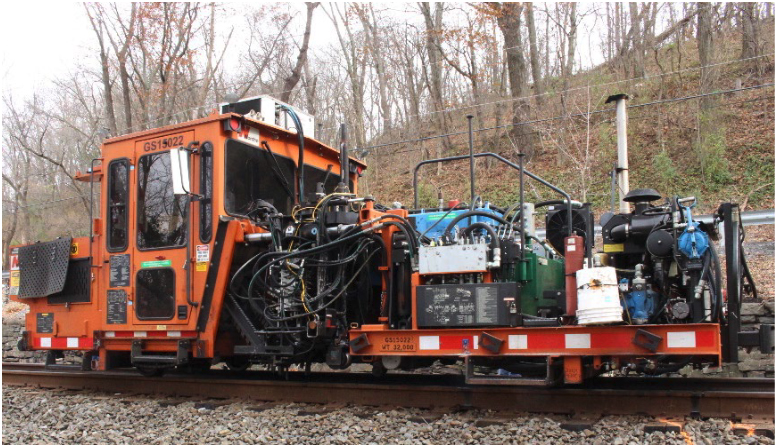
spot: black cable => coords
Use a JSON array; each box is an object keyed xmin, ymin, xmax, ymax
[
  {"xmin": 261, "ymin": 141, "xmax": 295, "ymax": 200},
  {"xmin": 279, "ymin": 105, "xmax": 306, "ymax": 205}
]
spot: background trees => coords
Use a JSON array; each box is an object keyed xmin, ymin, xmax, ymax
[{"xmin": 3, "ymin": 2, "xmax": 775, "ymax": 266}]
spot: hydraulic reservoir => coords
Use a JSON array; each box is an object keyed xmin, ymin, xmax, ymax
[{"xmin": 513, "ymin": 250, "xmax": 565, "ymax": 317}]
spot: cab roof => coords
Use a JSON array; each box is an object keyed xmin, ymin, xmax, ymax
[{"xmin": 101, "ymin": 112, "xmax": 367, "ymax": 169}]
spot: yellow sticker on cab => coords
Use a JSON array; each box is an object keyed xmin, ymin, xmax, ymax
[{"xmin": 10, "ymin": 271, "xmax": 20, "ymax": 287}]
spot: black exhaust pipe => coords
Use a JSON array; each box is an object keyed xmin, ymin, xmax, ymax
[{"xmin": 338, "ymin": 123, "xmax": 350, "ymax": 193}]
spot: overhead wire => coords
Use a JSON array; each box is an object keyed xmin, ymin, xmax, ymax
[
  {"xmin": 319, "ymin": 53, "xmax": 774, "ymax": 134},
  {"xmin": 366, "ymin": 82, "xmax": 775, "ymax": 155}
]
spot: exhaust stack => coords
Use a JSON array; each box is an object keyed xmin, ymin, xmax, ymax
[{"xmin": 606, "ymin": 94, "xmax": 630, "ymax": 213}]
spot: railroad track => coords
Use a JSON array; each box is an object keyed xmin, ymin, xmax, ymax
[{"xmin": 3, "ymin": 363, "xmax": 773, "ymax": 419}]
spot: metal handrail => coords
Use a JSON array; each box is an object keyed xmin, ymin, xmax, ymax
[{"xmin": 412, "ymin": 152, "xmax": 573, "ymax": 235}]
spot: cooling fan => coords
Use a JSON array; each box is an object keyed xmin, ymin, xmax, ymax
[{"xmin": 544, "ymin": 205, "xmax": 594, "ymax": 256}]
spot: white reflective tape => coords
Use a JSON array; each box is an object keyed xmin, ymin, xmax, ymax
[
  {"xmin": 105, "ymin": 332, "xmax": 116, "ymax": 338},
  {"xmin": 667, "ymin": 332, "xmax": 696, "ymax": 348},
  {"xmin": 419, "ymin": 336, "xmax": 440, "ymax": 350},
  {"xmin": 508, "ymin": 335, "xmax": 528, "ymax": 350},
  {"xmin": 135, "ymin": 331, "xmax": 147, "ymax": 338},
  {"xmin": 167, "ymin": 331, "xmax": 182, "ymax": 338},
  {"xmin": 565, "ymin": 333, "xmax": 591, "ymax": 349},
  {"xmin": 473, "ymin": 335, "xmax": 478, "ymax": 350},
  {"xmin": 567, "ymin": 245, "xmax": 576, "ymax": 252},
  {"xmin": 67, "ymin": 338, "xmax": 79, "ymax": 348},
  {"xmin": 41, "ymin": 338, "xmax": 52, "ymax": 348}
]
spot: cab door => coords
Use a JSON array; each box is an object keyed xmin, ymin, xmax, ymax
[{"xmin": 132, "ymin": 148, "xmax": 191, "ymax": 326}]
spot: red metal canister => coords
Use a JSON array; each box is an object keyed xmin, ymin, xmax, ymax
[{"xmin": 564, "ymin": 235, "xmax": 585, "ymax": 317}]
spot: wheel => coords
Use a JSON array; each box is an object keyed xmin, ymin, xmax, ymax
[
  {"xmin": 371, "ymin": 361, "xmax": 387, "ymax": 378},
  {"xmin": 224, "ymin": 357, "xmax": 250, "ymax": 372},
  {"xmin": 136, "ymin": 366, "xmax": 165, "ymax": 377}
]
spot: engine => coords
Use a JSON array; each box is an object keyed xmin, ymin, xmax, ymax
[{"xmin": 601, "ymin": 189, "xmax": 723, "ymax": 325}]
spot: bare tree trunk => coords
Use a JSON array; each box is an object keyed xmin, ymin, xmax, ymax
[
  {"xmin": 325, "ymin": 4, "xmax": 367, "ymax": 149},
  {"xmin": 303, "ymin": 63, "xmax": 318, "ymax": 117},
  {"xmin": 698, "ymin": 2, "xmax": 715, "ymax": 112},
  {"xmin": 544, "ymin": 5, "xmax": 551, "ymax": 78},
  {"xmin": 563, "ymin": 3, "xmax": 577, "ymax": 93},
  {"xmin": 2, "ymin": 198, "xmax": 18, "ymax": 267},
  {"xmin": 420, "ymin": 2, "xmax": 452, "ymax": 162},
  {"xmin": 614, "ymin": 3, "xmax": 622, "ymax": 55},
  {"xmin": 281, "ymin": 2, "xmax": 319, "ymax": 104},
  {"xmin": 357, "ymin": 4, "xmax": 392, "ymax": 132},
  {"xmin": 105, "ymin": 3, "xmax": 137, "ymax": 131},
  {"xmin": 494, "ymin": 2, "xmax": 534, "ymax": 159},
  {"xmin": 629, "ymin": 2, "xmax": 645, "ymax": 78},
  {"xmin": 740, "ymin": 2, "xmax": 760, "ymax": 65},
  {"xmin": 85, "ymin": 5, "xmax": 118, "ymax": 136},
  {"xmin": 525, "ymin": 3, "xmax": 544, "ymax": 106},
  {"xmin": 557, "ymin": 3, "xmax": 577, "ymax": 165},
  {"xmin": 401, "ymin": 30, "xmax": 422, "ymax": 127},
  {"xmin": 606, "ymin": 3, "xmax": 613, "ymax": 61}
]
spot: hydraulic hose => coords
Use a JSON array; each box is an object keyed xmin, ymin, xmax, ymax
[
  {"xmin": 442, "ymin": 210, "xmax": 510, "ymax": 240},
  {"xmin": 280, "ymin": 105, "xmax": 305, "ymax": 205},
  {"xmin": 534, "ymin": 199, "xmax": 583, "ymax": 209},
  {"xmin": 461, "ymin": 222, "xmax": 500, "ymax": 250}
]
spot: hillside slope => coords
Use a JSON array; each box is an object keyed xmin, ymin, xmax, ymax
[{"xmin": 360, "ymin": 22, "xmax": 775, "ymax": 217}]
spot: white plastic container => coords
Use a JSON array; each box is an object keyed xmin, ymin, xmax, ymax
[{"xmin": 575, "ymin": 266, "xmax": 623, "ymax": 325}]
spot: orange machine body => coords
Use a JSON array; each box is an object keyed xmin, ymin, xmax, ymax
[
  {"xmin": 8, "ymin": 108, "xmax": 729, "ymax": 386},
  {"xmin": 9, "ymin": 112, "xmax": 367, "ymax": 368}
]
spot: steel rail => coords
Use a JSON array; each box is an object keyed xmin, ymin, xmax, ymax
[{"xmin": 3, "ymin": 364, "xmax": 773, "ymax": 419}]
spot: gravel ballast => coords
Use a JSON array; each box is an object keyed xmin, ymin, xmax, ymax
[{"xmin": 2, "ymin": 386, "xmax": 773, "ymax": 444}]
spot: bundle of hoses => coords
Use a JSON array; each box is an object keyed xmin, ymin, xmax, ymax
[{"xmin": 228, "ymin": 213, "xmax": 419, "ymax": 333}]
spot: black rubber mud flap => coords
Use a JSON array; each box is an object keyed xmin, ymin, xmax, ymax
[
  {"xmin": 349, "ymin": 334, "xmax": 370, "ymax": 353},
  {"xmin": 633, "ymin": 329, "xmax": 662, "ymax": 352},
  {"xmin": 479, "ymin": 332, "xmax": 504, "ymax": 354}
]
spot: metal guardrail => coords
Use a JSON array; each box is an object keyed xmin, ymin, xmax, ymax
[{"xmin": 536, "ymin": 209, "xmax": 775, "ymax": 239}]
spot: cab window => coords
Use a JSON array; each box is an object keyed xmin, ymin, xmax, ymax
[
  {"xmin": 137, "ymin": 152, "xmax": 188, "ymax": 249},
  {"xmin": 225, "ymin": 139, "xmax": 294, "ymax": 216},
  {"xmin": 107, "ymin": 159, "xmax": 129, "ymax": 251}
]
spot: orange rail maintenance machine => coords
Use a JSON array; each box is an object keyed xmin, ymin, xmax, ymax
[{"xmin": 10, "ymin": 95, "xmax": 772, "ymax": 384}]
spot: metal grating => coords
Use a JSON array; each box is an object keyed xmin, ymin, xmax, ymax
[
  {"xmin": 18, "ymin": 237, "xmax": 73, "ymax": 298},
  {"xmin": 48, "ymin": 258, "xmax": 91, "ymax": 304}
]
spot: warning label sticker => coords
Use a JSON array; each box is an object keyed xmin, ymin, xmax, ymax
[
  {"xmin": 196, "ymin": 262, "xmax": 208, "ymax": 272},
  {"xmin": 10, "ymin": 271, "xmax": 20, "ymax": 287},
  {"xmin": 239, "ymin": 127, "xmax": 261, "ymax": 146},
  {"xmin": 196, "ymin": 245, "xmax": 209, "ymax": 263},
  {"xmin": 9, "ymin": 271, "xmax": 20, "ymax": 295},
  {"xmin": 10, "ymin": 253, "xmax": 19, "ymax": 271}
]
